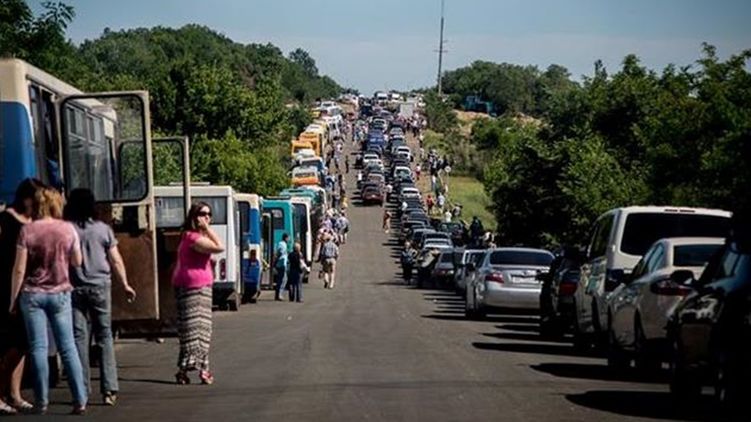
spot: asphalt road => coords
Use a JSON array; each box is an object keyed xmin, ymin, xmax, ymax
[{"xmin": 36, "ymin": 144, "xmax": 718, "ymax": 422}]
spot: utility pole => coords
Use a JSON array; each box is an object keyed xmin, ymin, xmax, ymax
[{"xmin": 436, "ymin": 0, "xmax": 447, "ymax": 95}]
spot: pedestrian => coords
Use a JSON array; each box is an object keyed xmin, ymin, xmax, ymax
[
  {"xmin": 356, "ymin": 171, "xmax": 363, "ymax": 185},
  {"xmin": 385, "ymin": 183, "xmax": 393, "ymax": 203},
  {"xmin": 452, "ymin": 203, "xmax": 462, "ymax": 219},
  {"xmin": 273, "ymin": 233, "xmax": 290, "ymax": 301},
  {"xmin": 65, "ymin": 188, "xmax": 136, "ymax": 406},
  {"xmin": 444, "ymin": 209, "xmax": 452, "ymax": 223},
  {"xmin": 345, "ymin": 155, "xmax": 350, "ymax": 173},
  {"xmin": 431, "ymin": 174, "xmax": 437, "ymax": 193},
  {"xmin": 9, "ymin": 186, "xmax": 87, "ymax": 414},
  {"xmin": 331, "ymin": 189, "xmax": 341, "ymax": 210},
  {"xmin": 415, "ymin": 163, "xmax": 421, "ymax": 181},
  {"xmin": 337, "ymin": 213, "xmax": 350, "ymax": 244},
  {"xmin": 426, "ymin": 194, "xmax": 435, "ymax": 215},
  {"xmin": 382, "ymin": 209, "xmax": 392, "ymax": 233},
  {"xmin": 401, "ymin": 201, "xmax": 408, "ymax": 213},
  {"xmin": 319, "ymin": 235, "xmax": 339, "ymax": 289},
  {"xmin": 400, "ymin": 242, "xmax": 417, "ymax": 284},
  {"xmin": 437, "ymin": 192, "xmax": 446, "ymax": 212},
  {"xmin": 0, "ymin": 178, "xmax": 42, "ymax": 415},
  {"xmin": 287, "ymin": 243, "xmax": 309, "ymax": 303},
  {"xmin": 172, "ymin": 202, "xmax": 224, "ymax": 386}
]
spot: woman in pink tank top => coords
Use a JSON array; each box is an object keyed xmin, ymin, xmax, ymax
[{"xmin": 171, "ymin": 202, "xmax": 224, "ymax": 385}]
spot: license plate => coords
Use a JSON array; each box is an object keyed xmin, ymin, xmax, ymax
[{"xmin": 513, "ymin": 277, "xmax": 538, "ymax": 284}]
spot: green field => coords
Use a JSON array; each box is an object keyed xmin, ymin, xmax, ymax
[{"xmin": 444, "ymin": 176, "xmax": 496, "ymax": 230}]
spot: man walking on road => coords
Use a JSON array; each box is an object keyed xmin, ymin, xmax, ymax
[
  {"xmin": 287, "ymin": 243, "xmax": 308, "ymax": 303},
  {"xmin": 319, "ymin": 235, "xmax": 339, "ymax": 289},
  {"xmin": 274, "ymin": 234, "xmax": 290, "ymax": 301}
]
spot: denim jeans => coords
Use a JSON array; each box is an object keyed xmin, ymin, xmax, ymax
[
  {"xmin": 72, "ymin": 284, "xmax": 119, "ymax": 395},
  {"xmin": 288, "ymin": 272, "xmax": 303, "ymax": 302},
  {"xmin": 274, "ymin": 268, "xmax": 287, "ymax": 299},
  {"xmin": 20, "ymin": 291, "xmax": 87, "ymax": 407}
]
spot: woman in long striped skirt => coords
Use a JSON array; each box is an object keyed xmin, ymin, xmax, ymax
[{"xmin": 172, "ymin": 202, "xmax": 224, "ymax": 385}]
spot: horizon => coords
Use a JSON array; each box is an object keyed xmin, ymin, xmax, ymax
[{"xmin": 37, "ymin": 0, "xmax": 751, "ymax": 94}]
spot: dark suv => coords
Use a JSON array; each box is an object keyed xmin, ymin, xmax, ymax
[{"xmin": 667, "ymin": 226, "xmax": 750, "ymax": 414}]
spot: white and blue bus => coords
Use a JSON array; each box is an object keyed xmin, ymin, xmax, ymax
[{"xmin": 0, "ymin": 58, "xmax": 163, "ymax": 322}]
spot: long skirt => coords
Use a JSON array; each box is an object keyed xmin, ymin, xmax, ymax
[{"xmin": 175, "ymin": 286, "xmax": 212, "ymax": 372}]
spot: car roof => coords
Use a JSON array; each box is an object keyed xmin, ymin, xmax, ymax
[
  {"xmin": 655, "ymin": 237, "xmax": 727, "ymax": 247},
  {"xmin": 487, "ymin": 247, "xmax": 554, "ymax": 256}
]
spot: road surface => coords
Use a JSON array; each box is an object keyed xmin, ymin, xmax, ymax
[{"xmin": 37, "ymin": 147, "xmax": 716, "ymax": 422}]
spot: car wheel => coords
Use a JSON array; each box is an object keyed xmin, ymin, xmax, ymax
[
  {"xmin": 607, "ymin": 323, "xmax": 630, "ymax": 370},
  {"xmin": 669, "ymin": 335, "xmax": 702, "ymax": 400},
  {"xmin": 634, "ymin": 316, "xmax": 660, "ymax": 373}
]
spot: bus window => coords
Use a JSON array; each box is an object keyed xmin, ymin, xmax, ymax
[
  {"xmin": 238, "ymin": 201, "xmax": 250, "ymax": 235},
  {"xmin": 271, "ymin": 209, "xmax": 284, "ymax": 229},
  {"xmin": 195, "ymin": 196, "xmax": 227, "ymax": 224},
  {"xmin": 61, "ymin": 94, "xmax": 148, "ymax": 202}
]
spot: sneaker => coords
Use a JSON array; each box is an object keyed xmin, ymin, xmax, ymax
[
  {"xmin": 103, "ymin": 393, "xmax": 118, "ymax": 406},
  {"xmin": 71, "ymin": 405, "xmax": 86, "ymax": 415}
]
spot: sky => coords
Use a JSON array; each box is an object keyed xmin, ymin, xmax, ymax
[{"xmin": 35, "ymin": 0, "xmax": 751, "ymax": 94}]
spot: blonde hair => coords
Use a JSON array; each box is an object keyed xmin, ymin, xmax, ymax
[{"xmin": 32, "ymin": 187, "xmax": 64, "ymax": 220}]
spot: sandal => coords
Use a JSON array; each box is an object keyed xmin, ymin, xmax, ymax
[
  {"xmin": 175, "ymin": 371, "xmax": 190, "ymax": 385},
  {"xmin": 11, "ymin": 398, "xmax": 34, "ymax": 413},
  {"xmin": 0, "ymin": 401, "xmax": 17, "ymax": 415},
  {"xmin": 199, "ymin": 370, "xmax": 214, "ymax": 385}
]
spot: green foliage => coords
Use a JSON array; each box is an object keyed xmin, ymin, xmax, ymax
[
  {"xmin": 424, "ymin": 91, "xmax": 458, "ymax": 133},
  {"xmin": 475, "ymin": 47, "xmax": 751, "ymax": 248},
  {"xmin": 8, "ymin": 2, "xmax": 343, "ymax": 196}
]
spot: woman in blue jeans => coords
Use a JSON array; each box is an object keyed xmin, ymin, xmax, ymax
[
  {"xmin": 66, "ymin": 188, "xmax": 136, "ymax": 406},
  {"xmin": 9, "ymin": 187, "xmax": 87, "ymax": 415}
]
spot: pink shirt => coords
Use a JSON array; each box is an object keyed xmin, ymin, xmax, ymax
[
  {"xmin": 172, "ymin": 231, "xmax": 213, "ymax": 289},
  {"xmin": 17, "ymin": 219, "xmax": 79, "ymax": 294}
]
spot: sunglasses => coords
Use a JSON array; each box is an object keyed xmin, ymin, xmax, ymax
[{"xmin": 197, "ymin": 211, "xmax": 212, "ymax": 217}]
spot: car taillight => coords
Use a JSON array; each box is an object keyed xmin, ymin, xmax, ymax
[
  {"xmin": 604, "ymin": 269, "xmax": 625, "ymax": 292},
  {"xmin": 219, "ymin": 259, "xmax": 227, "ymax": 280},
  {"xmin": 485, "ymin": 273, "xmax": 504, "ymax": 284},
  {"xmin": 559, "ymin": 282, "xmax": 577, "ymax": 296},
  {"xmin": 650, "ymin": 279, "xmax": 692, "ymax": 296}
]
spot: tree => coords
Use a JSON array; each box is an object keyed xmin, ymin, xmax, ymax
[{"xmin": 288, "ymin": 48, "xmax": 318, "ymax": 77}]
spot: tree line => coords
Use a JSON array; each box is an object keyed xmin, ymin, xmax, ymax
[
  {"xmin": 426, "ymin": 47, "xmax": 750, "ymax": 248},
  {"xmin": 1, "ymin": 0, "xmax": 343, "ymax": 196}
]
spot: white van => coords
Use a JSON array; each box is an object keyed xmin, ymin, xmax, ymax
[
  {"xmin": 154, "ymin": 185, "xmax": 243, "ymax": 310},
  {"xmin": 573, "ymin": 206, "xmax": 732, "ymax": 346}
]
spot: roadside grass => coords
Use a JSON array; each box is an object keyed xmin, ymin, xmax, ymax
[{"xmin": 446, "ymin": 176, "xmax": 496, "ymax": 230}]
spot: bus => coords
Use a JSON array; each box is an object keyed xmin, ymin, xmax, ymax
[
  {"xmin": 290, "ymin": 196, "xmax": 313, "ymax": 282},
  {"xmin": 234, "ymin": 193, "xmax": 265, "ymax": 302},
  {"xmin": 154, "ymin": 185, "xmax": 243, "ymax": 311},
  {"xmin": 0, "ymin": 58, "xmax": 162, "ymax": 321},
  {"xmin": 261, "ymin": 198, "xmax": 295, "ymax": 289}
]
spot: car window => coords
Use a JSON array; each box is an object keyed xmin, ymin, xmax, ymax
[
  {"xmin": 673, "ymin": 244, "xmax": 724, "ymax": 267},
  {"xmin": 645, "ymin": 244, "xmax": 665, "ymax": 273},
  {"xmin": 620, "ymin": 213, "xmax": 730, "ymax": 256},
  {"xmin": 439, "ymin": 253, "xmax": 453, "ymax": 263},
  {"xmin": 630, "ymin": 246, "xmax": 655, "ymax": 279},
  {"xmin": 716, "ymin": 249, "xmax": 741, "ymax": 279},
  {"xmin": 589, "ymin": 214, "xmax": 614, "ymax": 259},
  {"xmin": 489, "ymin": 251, "xmax": 554, "ymax": 266}
]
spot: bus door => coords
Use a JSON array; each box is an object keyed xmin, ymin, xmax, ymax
[
  {"xmin": 261, "ymin": 211, "xmax": 273, "ymax": 289},
  {"xmin": 59, "ymin": 92, "xmax": 159, "ymax": 321},
  {"xmin": 150, "ymin": 137, "xmax": 190, "ymax": 331}
]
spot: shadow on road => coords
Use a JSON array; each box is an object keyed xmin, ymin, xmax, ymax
[
  {"xmin": 565, "ymin": 390, "xmax": 716, "ymax": 421},
  {"xmin": 482, "ymin": 332, "xmax": 571, "ymax": 344},
  {"xmin": 120, "ymin": 377, "xmax": 179, "ymax": 385},
  {"xmin": 472, "ymin": 341, "xmax": 596, "ymax": 358},
  {"xmin": 496, "ymin": 323, "xmax": 540, "ymax": 333},
  {"xmin": 531, "ymin": 362, "xmax": 667, "ymax": 383}
]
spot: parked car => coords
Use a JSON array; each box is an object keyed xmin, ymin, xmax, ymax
[
  {"xmin": 453, "ymin": 249, "xmax": 486, "ymax": 294},
  {"xmin": 361, "ymin": 186, "xmax": 384, "ymax": 205},
  {"xmin": 423, "ymin": 238, "xmax": 453, "ymax": 250},
  {"xmin": 606, "ymin": 237, "xmax": 725, "ymax": 370},
  {"xmin": 419, "ymin": 232, "xmax": 452, "ymax": 249},
  {"xmin": 437, "ymin": 222, "xmax": 467, "ymax": 247},
  {"xmin": 431, "ymin": 250, "xmax": 459, "ymax": 287},
  {"xmin": 465, "ymin": 248, "xmax": 554, "ymax": 319},
  {"xmin": 539, "ymin": 247, "xmax": 584, "ymax": 337},
  {"xmin": 667, "ymin": 226, "xmax": 750, "ymax": 413},
  {"xmin": 573, "ymin": 206, "xmax": 732, "ymax": 348}
]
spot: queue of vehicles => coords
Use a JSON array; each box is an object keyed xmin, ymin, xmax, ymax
[{"xmin": 0, "ymin": 58, "xmax": 341, "ymax": 334}]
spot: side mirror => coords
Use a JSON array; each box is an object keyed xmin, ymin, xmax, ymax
[{"xmin": 670, "ymin": 269, "xmax": 695, "ymax": 286}]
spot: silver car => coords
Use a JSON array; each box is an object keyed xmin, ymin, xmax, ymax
[
  {"xmin": 465, "ymin": 248, "xmax": 554, "ymax": 319},
  {"xmin": 606, "ymin": 237, "xmax": 724, "ymax": 369}
]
